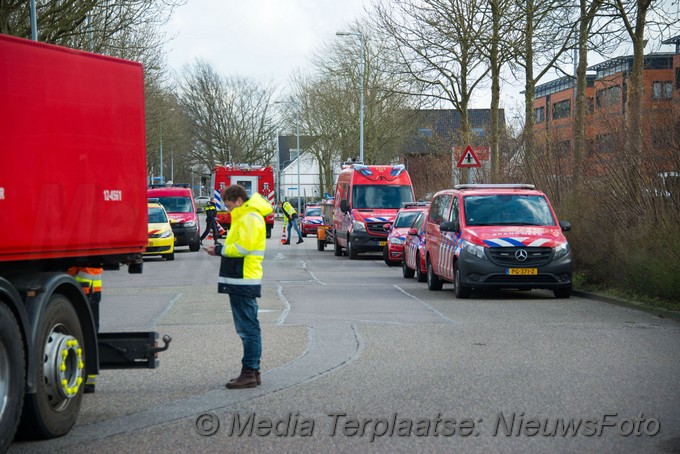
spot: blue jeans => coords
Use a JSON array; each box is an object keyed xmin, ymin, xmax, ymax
[
  {"xmin": 287, "ymin": 217, "xmax": 302, "ymax": 241},
  {"xmin": 229, "ymin": 293, "xmax": 261, "ymax": 370}
]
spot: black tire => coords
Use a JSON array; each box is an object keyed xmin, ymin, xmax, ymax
[
  {"xmin": 453, "ymin": 261, "xmax": 471, "ymax": 298},
  {"xmin": 402, "ymin": 258, "xmax": 415, "ymax": 278},
  {"xmin": 189, "ymin": 240, "xmax": 200, "ymax": 252},
  {"xmin": 266, "ymin": 226, "xmax": 272, "ymax": 239},
  {"xmin": 333, "ymin": 236, "xmax": 343, "ymax": 256},
  {"xmin": 383, "ymin": 246, "xmax": 400, "ymax": 267},
  {"xmin": 317, "ymin": 239, "xmax": 325, "ymax": 251},
  {"xmin": 166, "ymin": 252, "xmax": 175, "ymax": 261},
  {"xmin": 347, "ymin": 239, "xmax": 358, "ymax": 260},
  {"xmin": 427, "ymin": 258, "xmax": 443, "ymax": 291},
  {"xmin": 415, "ymin": 252, "xmax": 427, "ymax": 282},
  {"xmin": 19, "ymin": 294, "xmax": 85, "ymax": 439},
  {"xmin": 554, "ymin": 286, "xmax": 572, "ymax": 299},
  {"xmin": 0, "ymin": 301, "xmax": 25, "ymax": 452}
]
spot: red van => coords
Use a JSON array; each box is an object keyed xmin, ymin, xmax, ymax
[
  {"xmin": 147, "ymin": 184, "xmax": 201, "ymax": 252},
  {"xmin": 333, "ymin": 164, "xmax": 415, "ymax": 259},
  {"xmin": 424, "ymin": 184, "xmax": 572, "ymax": 298}
]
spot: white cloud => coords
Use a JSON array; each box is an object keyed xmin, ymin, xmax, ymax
[{"xmin": 164, "ymin": 0, "xmax": 367, "ymax": 89}]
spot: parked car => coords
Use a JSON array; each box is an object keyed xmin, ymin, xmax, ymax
[
  {"xmin": 383, "ymin": 202, "xmax": 429, "ymax": 266},
  {"xmin": 148, "ymin": 184, "xmax": 201, "ymax": 251},
  {"xmin": 424, "ymin": 184, "xmax": 572, "ymax": 298},
  {"xmin": 402, "ymin": 211, "xmax": 428, "ymax": 282},
  {"xmin": 195, "ymin": 195, "xmax": 211, "ymax": 207},
  {"xmin": 145, "ymin": 200, "xmax": 175, "ymax": 260},
  {"xmin": 300, "ymin": 204, "xmax": 323, "ymax": 237}
]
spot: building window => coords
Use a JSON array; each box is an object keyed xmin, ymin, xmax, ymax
[
  {"xmin": 552, "ymin": 99, "xmax": 571, "ymax": 120},
  {"xmin": 534, "ymin": 106, "xmax": 545, "ymax": 123},
  {"xmin": 417, "ymin": 128, "xmax": 433, "ymax": 138},
  {"xmin": 676, "ymin": 68, "xmax": 680, "ymax": 89},
  {"xmin": 652, "ymin": 81, "xmax": 673, "ymax": 100},
  {"xmin": 596, "ymin": 86, "xmax": 621, "ymax": 108}
]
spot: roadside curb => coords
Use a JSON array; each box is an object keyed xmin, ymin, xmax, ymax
[{"xmin": 573, "ymin": 290, "xmax": 680, "ymax": 322}]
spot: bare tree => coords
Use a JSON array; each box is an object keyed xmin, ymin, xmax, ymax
[
  {"xmin": 477, "ymin": 0, "xmax": 522, "ymax": 181},
  {"xmin": 372, "ymin": 0, "xmax": 492, "ymax": 183},
  {"xmin": 178, "ymin": 59, "xmax": 278, "ymax": 172},
  {"xmin": 510, "ymin": 0, "xmax": 577, "ymax": 184}
]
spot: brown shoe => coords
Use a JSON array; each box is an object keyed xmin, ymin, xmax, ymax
[
  {"xmin": 228, "ymin": 368, "xmax": 261, "ymax": 386},
  {"xmin": 226, "ymin": 367, "xmax": 259, "ymax": 389}
]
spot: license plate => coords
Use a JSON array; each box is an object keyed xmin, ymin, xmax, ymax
[
  {"xmin": 507, "ymin": 268, "xmax": 537, "ymax": 275},
  {"xmin": 379, "ymin": 241, "xmax": 387, "ymax": 246}
]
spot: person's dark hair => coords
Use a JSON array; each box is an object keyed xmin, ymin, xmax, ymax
[{"xmin": 222, "ymin": 184, "xmax": 249, "ymax": 203}]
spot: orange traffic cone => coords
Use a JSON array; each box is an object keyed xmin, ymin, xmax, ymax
[
  {"xmin": 217, "ymin": 223, "xmax": 226, "ymax": 238},
  {"xmin": 280, "ymin": 221, "xmax": 288, "ymax": 244}
]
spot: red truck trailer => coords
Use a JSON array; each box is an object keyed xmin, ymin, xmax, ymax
[
  {"xmin": 210, "ymin": 164, "xmax": 276, "ymax": 238},
  {"xmin": 0, "ymin": 34, "xmax": 170, "ymax": 448}
]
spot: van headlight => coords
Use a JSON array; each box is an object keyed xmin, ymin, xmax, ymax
[
  {"xmin": 352, "ymin": 220, "xmax": 366, "ymax": 232},
  {"xmin": 160, "ymin": 230, "xmax": 173, "ymax": 238},
  {"xmin": 553, "ymin": 242, "xmax": 570, "ymax": 260},
  {"xmin": 183, "ymin": 221, "xmax": 197, "ymax": 228},
  {"xmin": 390, "ymin": 237, "xmax": 405, "ymax": 245},
  {"xmin": 462, "ymin": 240, "xmax": 487, "ymax": 260}
]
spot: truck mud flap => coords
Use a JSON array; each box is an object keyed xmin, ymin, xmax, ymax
[{"xmin": 97, "ymin": 332, "xmax": 171, "ymax": 369}]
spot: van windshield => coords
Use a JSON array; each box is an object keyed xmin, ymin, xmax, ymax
[
  {"xmin": 464, "ymin": 195, "xmax": 555, "ymax": 226},
  {"xmin": 352, "ymin": 185, "xmax": 414, "ymax": 209},
  {"xmin": 156, "ymin": 196, "xmax": 193, "ymax": 213}
]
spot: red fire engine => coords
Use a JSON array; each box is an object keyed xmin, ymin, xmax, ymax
[{"xmin": 210, "ymin": 164, "xmax": 276, "ymax": 238}]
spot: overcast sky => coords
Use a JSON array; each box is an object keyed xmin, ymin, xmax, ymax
[
  {"xmin": 163, "ymin": 0, "xmax": 367, "ymax": 90},
  {"xmin": 161, "ymin": 0, "xmax": 678, "ymax": 115}
]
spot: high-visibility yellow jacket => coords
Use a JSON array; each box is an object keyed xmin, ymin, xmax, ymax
[
  {"xmin": 216, "ymin": 193, "xmax": 273, "ymax": 297},
  {"xmin": 67, "ymin": 267, "xmax": 102, "ymax": 303},
  {"xmin": 281, "ymin": 201, "xmax": 298, "ymax": 220}
]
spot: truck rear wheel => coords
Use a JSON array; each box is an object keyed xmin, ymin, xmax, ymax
[
  {"xmin": 317, "ymin": 238, "xmax": 325, "ymax": 251},
  {"xmin": 333, "ymin": 237, "xmax": 343, "ymax": 256},
  {"xmin": 0, "ymin": 301, "xmax": 25, "ymax": 451},
  {"xmin": 19, "ymin": 294, "xmax": 85, "ymax": 439}
]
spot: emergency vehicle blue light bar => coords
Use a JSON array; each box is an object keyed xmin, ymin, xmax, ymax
[
  {"xmin": 390, "ymin": 164, "xmax": 406, "ymax": 176},
  {"xmin": 353, "ymin": 164, "xmax": 373, "ymax": 176}
]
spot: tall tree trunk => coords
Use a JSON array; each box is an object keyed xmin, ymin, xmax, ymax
[
  {"xmin": 489, "ymin": 0, "xmax": 501, "ymax": 182},
  {"xmin": 523, "ymin": 0, "xmax": 537, "ymax": 185}
]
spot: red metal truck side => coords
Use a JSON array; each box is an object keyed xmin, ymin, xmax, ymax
[
  {"xmin": 0, "ymin": 34, "xmax": 147, "ymax": 263},
  {"xmin": 0, "ymin": 35, "xmax": 164, "ymax": 448}
]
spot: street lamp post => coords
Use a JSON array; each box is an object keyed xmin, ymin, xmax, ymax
[
  {"xmin": 159, "ymin": 108, "xmax": 176, "ymax": 184},
  {"xmin": 336, "ymin": 30, "xmax": 364, "ymax": 164},
  {"xmin": 275, "ymin": 101, "xmax": 302, "ymax": 213},
  {"xmin": 159, "ymin": 123, "xmax": 164, "ymax": 184}
]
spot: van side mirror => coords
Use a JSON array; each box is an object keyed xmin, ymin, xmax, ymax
[
  {"xmin": 408, "ymin": 228, "xmax": 418, "ymax": 236},
  {"xmin": 440, "ymin": 221, "xmax": 459, "ymax": 232},
  {"xmin": 559, "ymin": 220, "xmax": 571, "ymax": 232},
  {"xmin": 196, "ymin": 207, "xmax": 205, "ymax": 214},
  {"xmin": 340, "ymin": 199, "xmax": 349, "ymax": 213}
]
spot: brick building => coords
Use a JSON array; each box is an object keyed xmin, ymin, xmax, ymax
[{"xmin": 531, "ymin": 36, "xmax": 680, "ymax": 178}]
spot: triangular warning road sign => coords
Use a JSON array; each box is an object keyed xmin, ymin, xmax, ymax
[{"xmin": 456, "ymin": 145, "xmax": 482, "ymax": 168}]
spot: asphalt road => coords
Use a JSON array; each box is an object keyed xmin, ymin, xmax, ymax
[{"xmin": 10, "ymin": 228, "xmax": 680, "ymax": 454}]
